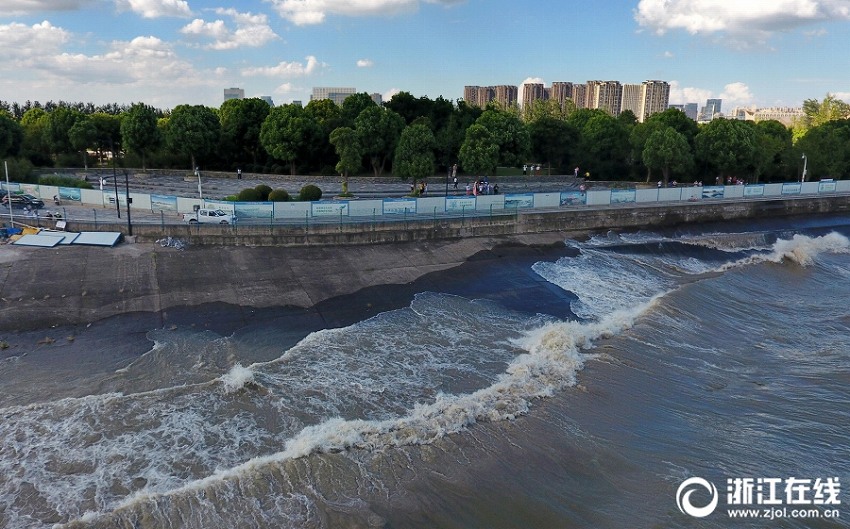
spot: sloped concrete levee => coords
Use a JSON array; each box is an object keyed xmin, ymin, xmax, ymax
[{"xmin": 59, "ymin": 195, "xmax": 850, "ymax": 247}]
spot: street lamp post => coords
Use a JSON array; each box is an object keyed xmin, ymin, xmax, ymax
[
  {"xmin": 123, "ymin": 170, "xmax": 132, "ymax": 236},
  {"xmin": 195, "ymin": 167, "xmax": 203, "ymax": 200},
  {"xmin": 801, "ymin": 154, "xmax": 808, "ymax": 183},
  {"xmin": 107, "ymin": 138, "xmax": 120, "ymax": 218}
]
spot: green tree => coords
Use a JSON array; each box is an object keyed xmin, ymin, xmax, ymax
[
  {"xmin": 0, "ymin": 112, "xmax": 23, "ymax": 158},
  {"xmin": 68, "ymin": 116, "xmax": 98, "ymax": 170},
  {"xmin": 523, "ymin": 98, "xmax": 570, "ymax": 123},
  {"xmin": 164, "ymin": 104, "xmax": 221, "ymax": 171},
  {"xmin": 120, "ymin": 103, "xmax": 160, "ymax": 170},
  {"xmin": 577, "ymin": 113, "xmax": 631, "ymax": 180},
  {"xmin": 259, "ymin": 103, "xmax": 318, "ymax": 175},
  {"xmin": 695, "ymin": 119, "xmax": 758, "ymax": 182},
  {"xmin": 20, "ymin": 108, "xmax": 51, "ymax": 165},
  {"xmin": 529, "ymin": 117, "xmax": 578, "ymax": 174},
  {"xmin": 91, "ymin": 112, "xmax": 122, "ymax": 165},
  {"xmin": 304, "ymin": 98, "xmax": 342, "ymax": 171},
  {"xmin": 475, "ymin": 109, "xmax": 530, "ymax": 168},
  {"xmin": 435, "ymin": 99, "xmax": 482, "ymax": 171},
  {"xmin": 629, "ymin": 120, "xmax": 665, "ymax": 181},
  {"xmin": 393, "ymin": 123, "xmax": 435, "ymax": 189},
  {"xmin": 219, "ymin": 98, "xmax": 270, "ymax": 168},
  {"xmin": 801, "ymin": 93, "xmax": 850, "ymax": 129},
  {"xmin": 796, "ymin": 119, "xmax": 850, "ymax": 180},
  {"xmin": 354, "ymin": 106, "xmax": 405, "ymax": 176},
  {"xmin": 642, "ymin": 127, "xmax": 693, "ymax": 186},
  {"xmin": 44, "ymin": 107, "xmax": 82, "ymax": 157},
  {"xmin": 458, "ymin": 124, "xmax": 499, "ymax": 176},
  {"xmin": 340, "ymin": 93, "xmax": 377, "ymax": 125},
  {"xmin": 753, "ymin": 120, "xmax": 793, "ymax": 182},
  {"xmin": 329, "ymin": 126, "xmax": 362, "ymax": 194}
]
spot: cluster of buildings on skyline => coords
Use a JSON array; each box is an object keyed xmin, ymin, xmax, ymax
[
  {"xmin": 464, "ymin": 80, "xmax": 671, "ymax": 123},
  {"xmin": 223, "ymin": 82, "xmax": 804, "ymax": 126}
]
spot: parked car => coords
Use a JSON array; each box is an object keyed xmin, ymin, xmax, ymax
[
  {"xmin": 182, "ymin": 208, "xmax": 236, "ymax": 224},
  {"xmin": 0, "ymin": 192, "xmax": 45, "ymax": 209}
]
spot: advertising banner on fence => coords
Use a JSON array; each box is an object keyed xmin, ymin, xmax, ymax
[
  {"xmin": 744, "ymin": 185, "xmax": 765, "ymax": 197},
  {"xmin": 701, "ymin": 186, "xmax": 725, "ymax": 199},
  {"xmin": 504, "ymin": 193, "xmax": 535, "ymax": 209},
  {"xmin": 611, "ymin": 189, "xmax": 637, "ymax": 204},
  {"xmin": 234, "ymin": 202, "xmax": 273, "ymax": 219},
  {"xmin": 819, "ymin": 180, "xmax": 837, "ymax": 193},
  {"xmin": 151, "ymin": 194, "xmax": 178, "ymax": 211},
  {"xmin": 560, "ymin": 191, "xmax": 587, "ymax": 206},
  {"xmin": 203, "ymin": 200, "xmax": 235, "ymax": 212},
  {"xmin": 382, "ymin": 198, "xmax": 417, "ymax": 214},
  {"xmin": 782, "ymin": 183, "xmax": 802, "ymax": 195},
  {"xmin": 312, "ymin": 200, "xmax": 349, "ymax": 216},
  {"xmin": 58, "ymin": 187, "xmax": 81, "ymax": 202},
  {"xmin": 445, "ymin": 196, "xmax": 476, "ymax": 212}
]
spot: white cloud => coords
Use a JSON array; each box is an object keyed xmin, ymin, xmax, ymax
[
  {"xmin": 266, "ymin": 0, "xmax": 465, "ymax": 25},
  {"xmin": 668, "ymin": 80, "xmax": 713, "ymax": 105},
  {"xmin": 0, "ymin": 21, "xmax": 70, "ymax": 61},
  {"xmin": 274, "ymin": 82, "xmax": 296, "ymax": 95},
  {"xmin": 242, "ymin": 56, "xmax": 323, "ymax": 77},
  {"xmin": 719, "ymin": 81, "xmax": 753, "ymax": 104},
  {"xmin": 803, "ymin": 28, "xmax": 828, "ymax": 36},
  {"xmin": 668, "ymin": 80, "xmax": 754, "ymax": 106},
  {"xmin": 356, "ymin": 59, "xmax": 374, "ymax": 67},
  {"xmin": 0, "ymin": 0, "xmax": 95, "ymax": 16},
  {"xmin": 663, "ymin": 50, "xmax": 674, "ymax": 58},
  {"xmin": 383, "ymin": 88, "xmax": 401, "ymax": 101},
  {"xmin": 634, "ymin": 0, "xmax": 850, "ymax": 45},
  {"xmin": 117, "ymin": 0, "xmax": 191, "ymax": 18},
  {"xmin": 180, "ymin": 8, "xmax": 279, "ymax": 50}
]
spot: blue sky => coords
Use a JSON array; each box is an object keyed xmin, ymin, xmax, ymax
[{"xmin": 0, "ymin": 0, "xmax": 848, "ymax": 111}]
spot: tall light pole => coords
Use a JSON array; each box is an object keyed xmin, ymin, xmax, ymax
[
  {"xmin": 108, "ymin": 138, "xmax": 120, "ymax": 218},
  {"xmin": 195, "ymin": 167, "xmax": 203, "ymax": 200},
  {"xmin": 123, "ymin": 170, "xmax": 132, "ymax": 236},
  {"xmin": 801, "ymin": 154, "xmax": 808, "ymax": 183}
]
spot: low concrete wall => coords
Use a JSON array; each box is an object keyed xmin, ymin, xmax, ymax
[{"xmin": 62, "ymin": 196, "xmax": 850, "ymax": 247}]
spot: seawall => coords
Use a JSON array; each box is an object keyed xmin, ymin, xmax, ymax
[
  {"xmin": 1, "ymin": 196, "xmax": 847, "ymax": 334},
  {"xmin": 62, "ymin": 195, "xmax": 850, "ymax": 247}
]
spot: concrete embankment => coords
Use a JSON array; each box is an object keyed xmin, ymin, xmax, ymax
[
  {"xmin": 0, "ymin": 195, "xmax": 846, "ymax": 334},
  {"xmin": 63, "ymin": 195, "xmax": 850, "ymax": 247},
  {"xmin": 0, "ymin": 233, "xmax": 567, "ymax": 332}
]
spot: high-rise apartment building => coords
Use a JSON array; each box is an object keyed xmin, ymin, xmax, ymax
[
  {"xmin": 550, "ymin": 82, "xmax": 574, "ymax": 109},
  {"xmin": 463, "ymin": 86, "xmax": 495, "ymax": 107},
  {"xmin": 620, "ymin": 84, "xmax": 644, "ymax": 119},
  {"xmin": 522, "ymin": 83, "xmax": 545, "ymax": 108},
  {"xmin": 641, "ymin": 80, "xmax": 670, "ymax": 121},
  {"xmin": 586, "ymin": 81, "xmax": 622, "ymax": 115},
  {"xmin": 572, "ymin": 84, "xmax": 588, "ymax": 109},
  {"xmin": 223, "ymin": 87, "xmax": 244, "ymax": 101},
  {"xmin": 311, "ymin": 87, "xmax": 358, "ymax": 106},
  {"xmin": 494, "ymin": 85, "xmax": 518, "ymax": 108}
]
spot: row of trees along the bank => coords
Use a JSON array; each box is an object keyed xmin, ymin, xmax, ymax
[{"xmin": 0, "ymin": 93, "xmax": 847, "ymax": 186}]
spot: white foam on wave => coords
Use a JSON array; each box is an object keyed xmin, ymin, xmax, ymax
[
  {"xmin": 107, "ymin": 295, "xmax": 660, "ymax": 519},
  {"xmin": 218, "ymin": 363, "xmax": 256, "ymax": 394},
  {"xmin": 716, "ymin": 232, "xmax": 850, "ymax": 272}
]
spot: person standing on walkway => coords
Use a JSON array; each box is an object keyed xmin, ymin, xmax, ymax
[{"xmin": 237, "ymin": 168, "xmax": 242, "ymax": 179}]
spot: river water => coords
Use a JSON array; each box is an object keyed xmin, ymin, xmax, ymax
[{"xmin": 1, "ymin": 215, "xmax": 848, "ymax": 528}]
